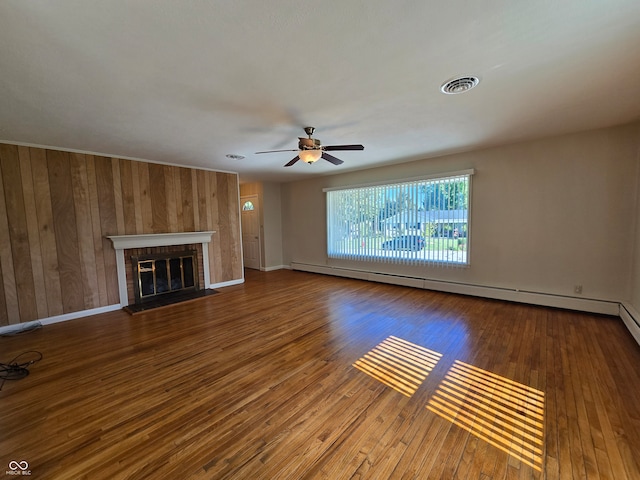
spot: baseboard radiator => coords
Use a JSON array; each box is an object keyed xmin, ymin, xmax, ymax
[
  {"xmin": 290, "ymin": 262, "xmax": 621, "ymax": 317},
  {"xmin": 620, "ymin": 303, "xmax": 640, "ymax": 346}
]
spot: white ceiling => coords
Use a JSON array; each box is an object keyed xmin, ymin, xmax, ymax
[{"xmin": 1, "ymin": 1, "xmax": 640, "ymax": 183}]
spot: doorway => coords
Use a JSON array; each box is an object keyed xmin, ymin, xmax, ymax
[{"xmin": 240, "ymin": 194, "xmax": 261, "ymax": 269}]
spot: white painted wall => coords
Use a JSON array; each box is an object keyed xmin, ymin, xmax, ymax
[
  {"xmin": 282, "ymin": 122, "xmax": 640, "ymax": 304},
  {"xmin": 630, "ymin": 130, "xmax": 640, "ymax": 311},
  {"xmin": 262, "ymin": 182, "xmax": 284, "ymax": 269}
]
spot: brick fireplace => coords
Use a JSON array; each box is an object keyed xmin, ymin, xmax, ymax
[{"xmin": 107, "ymin": 231, "xmax": 215, "ymax": 308}]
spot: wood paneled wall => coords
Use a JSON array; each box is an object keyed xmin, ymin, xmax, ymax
[{"xmin": 0, "ymin": 143, "xmax": 242, "ymax": 326}]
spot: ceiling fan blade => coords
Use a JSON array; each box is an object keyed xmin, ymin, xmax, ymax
[
  {"xmin": 323, "ymin": 144, "xmax": 364, "ymax": 151},
  {"xmin": 255, "ymin": 149, "xmax": 298, "ymax": 154},
  {"xmin": 322, "ymin": 152, "xmax": 344, "ymax": 165},
  {"xmin": 284, "ymin": 155, "xmax": 300, "ymax": 167}
]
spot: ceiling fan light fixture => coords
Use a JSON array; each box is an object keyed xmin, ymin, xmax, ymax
[
  {"xmin": 255, "ymin": 127, "xmax": 364, "ymax": 167},
  {"xmin": 299, "ymin": 149, "xmax": 322, "ymax": 164}
]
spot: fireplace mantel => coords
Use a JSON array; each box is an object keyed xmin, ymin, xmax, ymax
[
  {"xmin": 108, "ymin": 231, "xmax": 215, "ymax": 250},
  {"xmin": 107, "ymin": 231, "xmax": 215, "ymax": 307}
]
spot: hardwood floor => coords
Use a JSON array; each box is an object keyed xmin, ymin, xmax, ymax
[{"xmin": 1, "ymin": 269, "xmax": 639, "ymax": 479}]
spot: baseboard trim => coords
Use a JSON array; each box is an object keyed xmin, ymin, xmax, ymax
[
  {"xmin": 0, "ymin": 304, "xmax": 123, "ymax": 335},
  {"xmin": 290, "ymin": 262, "xmax": 620, "ymax": 316},
  {"xmin": 261, "ymin": 265, "xmax": 291, "ymax": 272},
  {"xmin": 39, "ymin": 304, "xmax": 124, "ymax": 325},
  {"xmin": 620, "ymin": 303, "xmax": 640, "ymax": 346},
  {"xmin": 0, "ymin": 320, "xmax": 43, "ymax": 336},
  {"xmin": 210, "ymin": 278, "xmax": 245, "ymax": 289}
]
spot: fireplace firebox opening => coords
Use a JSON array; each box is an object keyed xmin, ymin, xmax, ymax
[{"xmin": 131, "ymin": 250, "xmax": 199, "ymax": 304}]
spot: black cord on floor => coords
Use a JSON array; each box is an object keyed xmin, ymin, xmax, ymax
[{"xmin": 0, "ymin": 351, "xmax": 43, "ymax": 391}]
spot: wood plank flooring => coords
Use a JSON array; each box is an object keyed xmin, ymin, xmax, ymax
[{"xmin": 1, "ymin": 269, "xmax": 640, "ymax": 479}]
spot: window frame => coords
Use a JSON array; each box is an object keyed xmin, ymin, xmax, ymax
[{"xmin": 323, "ymin": 169, "xmax": 473, "ymax": 267}]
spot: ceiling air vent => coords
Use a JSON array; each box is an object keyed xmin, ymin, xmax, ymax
[{"xmin": 440, "ymin": 76, "xmax": 480, "ymax": 94}]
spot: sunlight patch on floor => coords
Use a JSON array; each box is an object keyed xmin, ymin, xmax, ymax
[
  {"xmin": 353, "ymin": 335, "xmax": 443, "ymax": 397},
  {"xmin": 426, "ymin": 360, "xmax": 544, "ymax": 471}
]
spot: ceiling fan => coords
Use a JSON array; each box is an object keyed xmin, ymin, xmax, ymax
[{"xmin": 255, "ymin": 127, "xmax": 364, "ymax": 167}]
